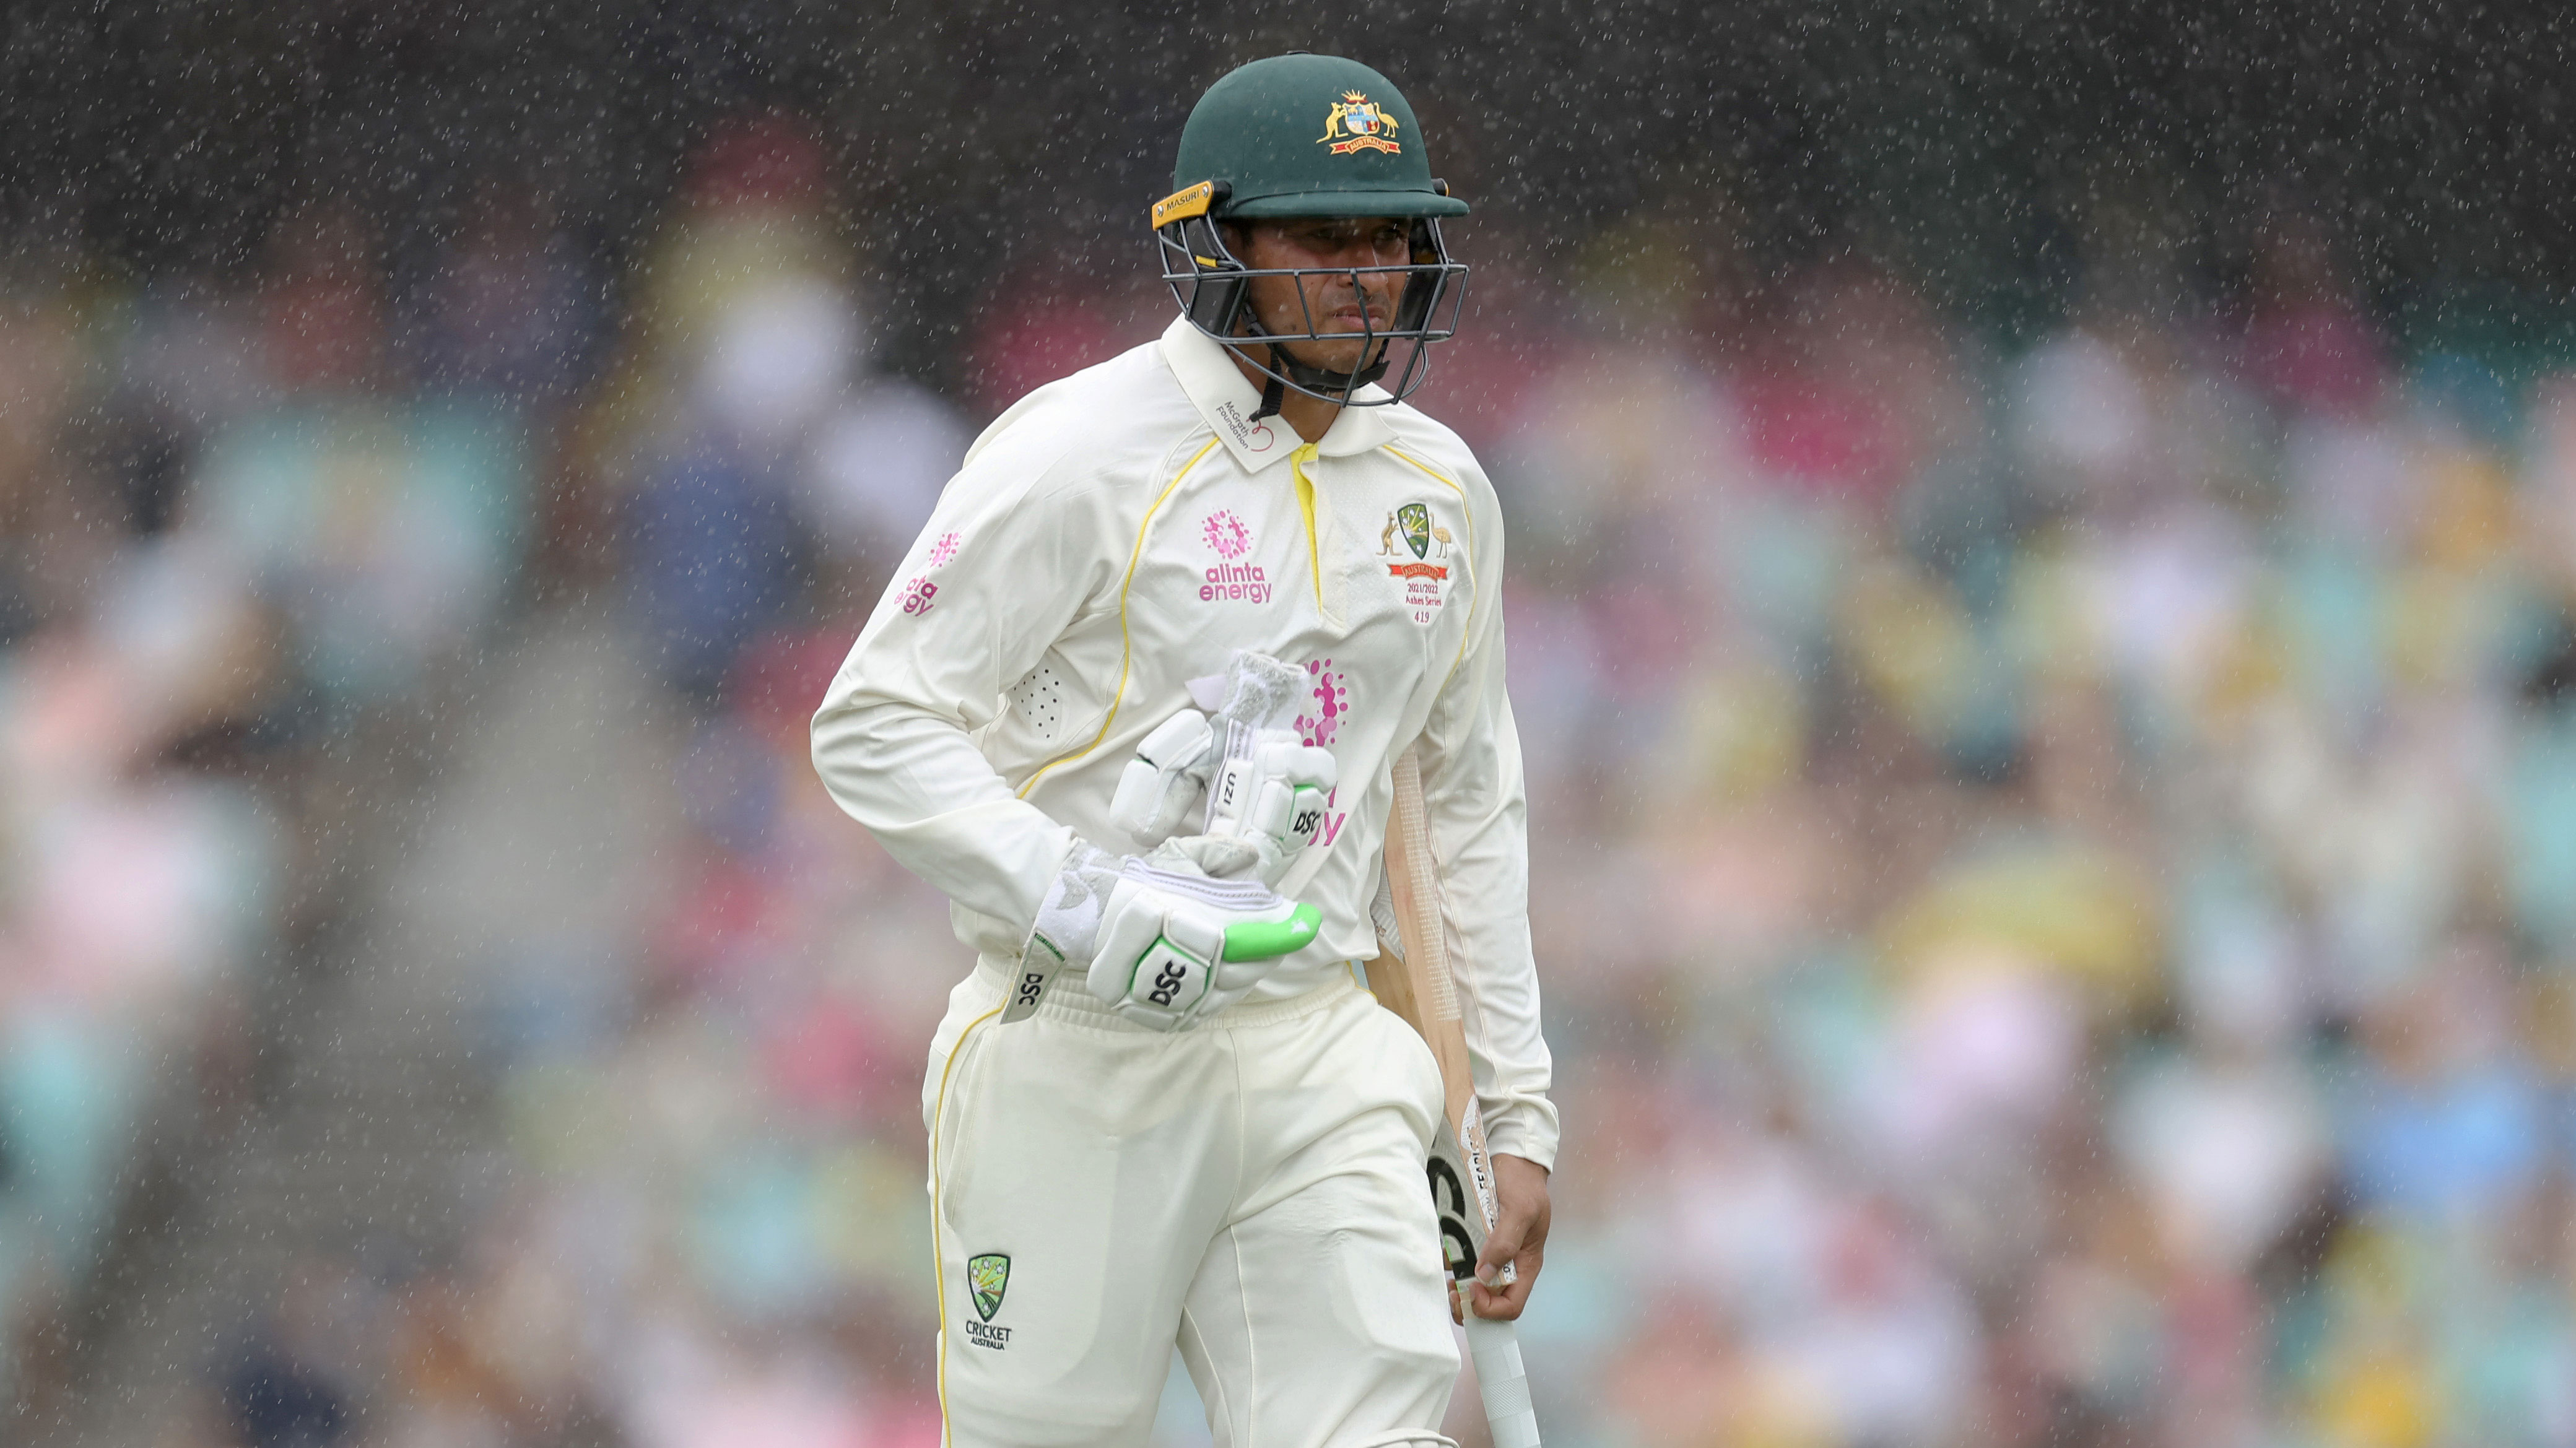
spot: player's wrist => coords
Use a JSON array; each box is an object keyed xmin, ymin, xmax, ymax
[{"xmin": 1027, "ymin": 841, "xmax": 1123, "ymax": 968}]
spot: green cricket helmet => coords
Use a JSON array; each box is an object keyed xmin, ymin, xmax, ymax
[{"xmin": 1153, "ymin": 54, "xmax": 1471, "ymax": 416}]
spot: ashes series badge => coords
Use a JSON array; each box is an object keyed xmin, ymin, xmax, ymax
[
  {"xmin": 964, "ymin": 1252, "xmax": 1012, "ymax": 1349},
  {"xmin": 1379, "ymin": 501, "xmax": 1453, "ymax": 623}
]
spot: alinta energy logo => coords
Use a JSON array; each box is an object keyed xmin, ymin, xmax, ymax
[
  {"xmin": 1203, "ymin": 510, "xmax": 1251, "ymax": 559},
  {"xmin": 1297, "ymin": 659, "xmax": 1349, "ymax": 850},
  {"xmin": 1198, "ymin": 509, "xmax": 1269, "ymax": 604}
]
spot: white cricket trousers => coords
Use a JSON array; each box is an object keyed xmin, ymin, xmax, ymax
[{"xmin": 920, "ymin": 960, "xmax": 1461, "ymax": 1447}]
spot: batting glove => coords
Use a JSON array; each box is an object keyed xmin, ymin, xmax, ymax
[
  {"xmin": 1011, "ymin": 841, "xmax": 1320, "ymax": 1030},
  {"xmin": 1107, "ymin": 650, "xmax": 1338, "ymax": 888}
]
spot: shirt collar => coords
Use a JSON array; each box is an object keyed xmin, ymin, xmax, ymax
[{"xmin": 1159, "ymin": 316, "xmax": 1395, "ymax": 472}]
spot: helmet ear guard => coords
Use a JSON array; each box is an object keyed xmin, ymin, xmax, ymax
[{"xmin": 1158, "ymin": 181, "xmax": 1253, "ymax": 336}]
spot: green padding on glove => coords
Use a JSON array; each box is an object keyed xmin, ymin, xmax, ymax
[{"xmin": 1221, "ymin": 902, "xmax": 1322, "ymax": 962}]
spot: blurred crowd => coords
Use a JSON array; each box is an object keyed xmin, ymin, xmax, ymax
[
  {"xmin": 0, "ymin": 181, "xmax": 547, "ymax": 1409},
  {"xmin": 11, "ymin": 110, "xmax": 2576, "ymax": 1448},
  {"xmin": 1467, "ymin": 215, "xmax": 2576, "ymax": 1448}
]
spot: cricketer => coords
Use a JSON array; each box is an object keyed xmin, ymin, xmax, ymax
[{"xmin": 811, "ymin": 53, "xmax": 1556, "ymax": 1447}]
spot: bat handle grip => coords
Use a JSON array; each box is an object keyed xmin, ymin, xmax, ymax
[
  {"xmin": 1219, "ymin": 901, "xmax": 1321, "ymax": 961},
  {"xmin": 1464, "ymin": 1316, "xmax": 1540, "ymax": 1448}
]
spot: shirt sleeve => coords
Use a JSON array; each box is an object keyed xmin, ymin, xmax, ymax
[
  {"xmin": 809, "ymin": 448, "xmax": 1112, "ymax": 941},
  {"xmin": 1412, "ymin": 478, "xmax": 1558, "ymax": 1171}
]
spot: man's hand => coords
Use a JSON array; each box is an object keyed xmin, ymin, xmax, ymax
[{"xmin": 1461, "ymin": 1153, "xmax": 1550, "ymax": 1323}]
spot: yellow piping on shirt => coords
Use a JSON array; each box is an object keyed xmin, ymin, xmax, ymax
[
  {"xmin": 928, "ymin": 1000, "xmax": 1006, "ymax": 1446},
  {"xmin": 1290, "ymin": 441, "xmax": 1325, "ymax": 609},
  {"xmin": 1016, "ymin": 435, "xmax": 1223, "ymax": 799}
]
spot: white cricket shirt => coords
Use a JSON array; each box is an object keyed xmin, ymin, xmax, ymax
[{"xmin": 811, "ymin": 316, "xmax": 1556, "ymax": 1168}]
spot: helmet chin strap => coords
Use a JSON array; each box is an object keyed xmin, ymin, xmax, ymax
[{"xmin": 1243, "ymin": 321, "xmax": 1390, "ymax": 422}]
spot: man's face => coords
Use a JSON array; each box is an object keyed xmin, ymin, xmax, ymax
[{"xmin": 1230, "ymin": 216, "xmax": 1412, "ymax": 376}]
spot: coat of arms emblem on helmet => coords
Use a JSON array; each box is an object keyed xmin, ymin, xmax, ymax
[{"xmin": 1318, "ymin": 92, "xmax": 1403, "ymax": 155}]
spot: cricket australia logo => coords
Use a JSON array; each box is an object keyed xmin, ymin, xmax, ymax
[
  {"xmin": 1318, "ymin": 92, "xmax": 1403, "ymax": 155},
  {"xmin": 1378, "ymin": 502, "xmax": 1453, "ymax": 623},
  {"xmin": 963, "ymin": 1252, "xmax": 1012, "ymax": 1350}
]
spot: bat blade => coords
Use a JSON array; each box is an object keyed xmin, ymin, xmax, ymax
[{"xmin": 1369, "ymin": 748, "xmax": 1543, "ymax": 1448}]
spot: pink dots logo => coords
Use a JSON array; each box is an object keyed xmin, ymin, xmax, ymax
[
  {"xmin": 1299, "ymin": 659, "xmax": 1346, "ymax": 747},
  {"xmin": 1202, "ymin": 509, "xmax": 1252, "ymax": 560},
  {"xmin": 928, "ymin": 531, "xmax": 961, "ymax": 568}
]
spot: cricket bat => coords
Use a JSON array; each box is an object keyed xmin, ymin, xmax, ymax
[{"xmin": 1367, "ymin": 748, "xmax": 1542, "ymax": 1448}]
